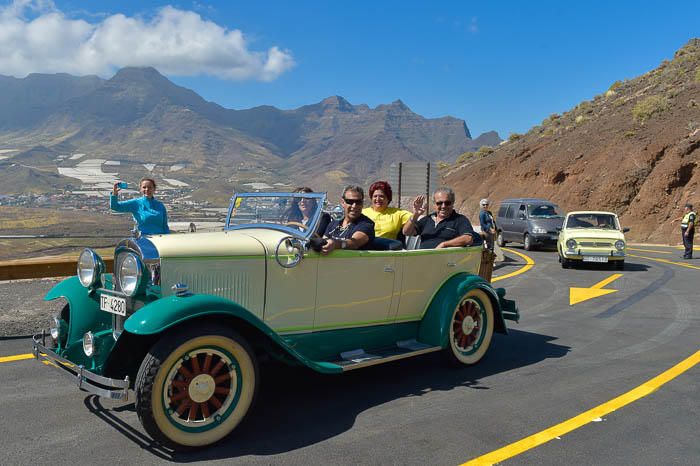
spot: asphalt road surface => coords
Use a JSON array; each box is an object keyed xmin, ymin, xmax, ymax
[{"xmin": 1, "ymin": 245, "xmax": 698, "ymax": 465}]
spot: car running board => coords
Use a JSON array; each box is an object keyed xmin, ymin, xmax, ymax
[{"xmin": 333, "ymin": 339, "xmax": 441, "ymax": 372}]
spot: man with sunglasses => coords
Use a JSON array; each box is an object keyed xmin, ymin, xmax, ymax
[
  {"xmin": 402, "ymin": 187, "xmax": 482, "ymax": 249},
  {"xmin": 321, "ymin": 185, "xmax": 375, "ymax": 255}
]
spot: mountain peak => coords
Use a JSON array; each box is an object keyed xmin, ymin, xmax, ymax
[
  {"xmin": 320, "ymin": 95, "xmax": 354, "ymax": 112},
  {"xmin": 110, "ymin": 67, "xmax": 170, "ymax": 85},
  {"xmin": 391, "ymin": 99, "xmax": 408, "ymax": 109},
  {"xmin": 376, "ymin": 99, "xmax": 413, "ymax": 114}
]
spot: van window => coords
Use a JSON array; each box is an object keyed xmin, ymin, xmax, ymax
[
  {"xmin": 528, "ymin": 204, "xmax": 563, "ymax": 218},
  {"xmin": 498, "ymin": 205, "xmax": 508, "ymax": 217},
  {"xmin": 505, "ymin": 205, "xmax": 515, "ymax": 219}
]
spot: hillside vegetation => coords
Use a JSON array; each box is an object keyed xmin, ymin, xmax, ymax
[{"xmin": 445, "ymin": 39, "xmax": 700, "ymax": 243}]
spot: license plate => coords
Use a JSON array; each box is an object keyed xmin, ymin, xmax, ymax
[
  {"xmin": 583, "ymin": 256, "xmax": 608, "ymax": 263},
  {"xmin": 100, "ymin": 294, "xmax": 127, "ymax": 316}
]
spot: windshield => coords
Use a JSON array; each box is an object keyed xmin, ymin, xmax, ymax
[
  {"xmin": 566, "ymin": 213, "xmax": 619, "ymax": 229},
  {"xmin": 528, "ymin": 204, "xmax": 563, "ymax": 218},
  {"xmin": 225, "ymin": 192, "xmax": 326, "ymax": 238}
]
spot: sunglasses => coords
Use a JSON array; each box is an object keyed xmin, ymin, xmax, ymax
[
  {"xmin": 343, "ymin": 197, "xmax": 364, "ymax": 206},
  {"xmin": 435, "ymin": 201, "xmax": 453, "ymax": 206}
]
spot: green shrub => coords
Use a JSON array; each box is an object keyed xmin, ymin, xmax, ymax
[
  {"xmin": 476, "ymin": 146, "xmax": 494, "ymax": 156},
  {"xmin": 623, "ymin": 130, "xmax": 636, "ymax": 138},
  {"xmin": 632, "ymin": 95, "xmax": 669, "ymax": 123},
  {"xmin": 508, "ymin": 132, "xmax": 522, "ymax": 142},
  {"xmin": 608, "ymin": 80, "xmax": 623, "ymax": 92},
  {"xmin": 456, "ymin": 151, "xmax": 475, "ymax": 164}
]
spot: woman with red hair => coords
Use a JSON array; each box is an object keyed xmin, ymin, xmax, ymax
[{"xmin": 362, "ymin": 180, "xmax": 412, "ymax": 240}]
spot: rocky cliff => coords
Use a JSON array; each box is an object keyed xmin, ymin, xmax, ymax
[{"xmin": 445, "ymin": 39, "xmax": 700, "ymax": 243}]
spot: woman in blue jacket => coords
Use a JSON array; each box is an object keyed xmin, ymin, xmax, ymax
[{"xmin": 110, "ymin": 178, "xmax": 170, "ymax": 235}]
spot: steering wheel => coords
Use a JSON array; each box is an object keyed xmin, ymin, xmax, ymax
[{"xmin": 284, "ymin": 221, "xmax": 308, "ymax": 230}]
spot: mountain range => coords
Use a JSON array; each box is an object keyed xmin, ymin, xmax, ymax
[{"xmin": 0, "ymin": 67, "xmax": 499, "ymax": 198}]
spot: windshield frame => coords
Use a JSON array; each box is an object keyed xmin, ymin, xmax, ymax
[
  {"xmin": 565, "ymin": 213, "xmax": 620, "ymax": 230},
  {"xmin": 224, "ymin": 192, "xmax": 327, "ymax": 239},
  {"xmin": 527, "ymin": 203, "xmax": 563, "ymax": 218}
]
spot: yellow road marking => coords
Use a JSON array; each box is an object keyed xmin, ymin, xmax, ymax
[
  {"xmin": 590, "ymin": 273, "xmax": 623, "ymax": 289},
  {"xmin": 492, "ymin": 248, "xmax": 534, "ymax": 282},
  {"xmin": 627, "ymin": 247, "xmax": 673, "ymax": 255},
  {"xmin": 463, "ymin": 349, "xmax": 700, "ymax": 465},
  {"xmin": 0, "ymin": 353, "xmax": 34, "ymax": 363},
  {"xmin": 629, "ymin": 254, "xmax": 700, "ymax": 270},
  {"xmin": 569, "ymin": 273, "xmax": 623, "ymax": 306}
]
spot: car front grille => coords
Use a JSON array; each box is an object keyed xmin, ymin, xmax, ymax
[{"xmin": 579, "ymin": 241, "xmax": 612, "ymax": 247}]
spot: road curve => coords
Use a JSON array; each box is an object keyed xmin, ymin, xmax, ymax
[{"xmin": 1, "ymin": 246, "xmax": 698, "ymax": 465}]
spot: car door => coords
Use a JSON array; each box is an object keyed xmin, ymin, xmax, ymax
[
  {"xmin": 263, "ymin": 252, "xmax": 319, "ymax": 333},
  {"xmin": 313, "ymin": 250, "xmax": 398, "ymax": 330},
  {"xmin": 502, "ymin": 204, "xmax": 516, "ymax": 241},
  {"xmin": 512, "ymin": 203, "xmax": 527, "ymax": 240}
]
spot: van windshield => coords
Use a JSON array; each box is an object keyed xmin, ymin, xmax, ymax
[{"xmin": 528, "ymin": 204, "xmax": 563, "ymax": 218}]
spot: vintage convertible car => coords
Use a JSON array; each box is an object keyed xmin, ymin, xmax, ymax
[
  {"xmin": 33, "ymin": 192, "xmax": 519, "ymax": 449},
  {"xmin": 557, "ymin": 210, "xmax": 629, "ymax": 269}
]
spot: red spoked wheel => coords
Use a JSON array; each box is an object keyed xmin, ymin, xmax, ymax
[
  {"xmin": 445, "ymin": 288, "xmax": 494, "ymax": 366},
  {"xmin": 135, "ymin": 325, "xmax": 258, "ymax": 450}
]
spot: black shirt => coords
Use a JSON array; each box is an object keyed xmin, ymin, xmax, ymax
[
  {"xmin": 415, "ymin": 211, "xmax": 482, "ymax": 249},
  {"xmin": 323, "ymin": 214, "xmax": 375, "ymax": 249}
]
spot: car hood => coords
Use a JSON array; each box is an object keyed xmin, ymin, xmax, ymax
[
  {"xmin": 147, "ymin": 230, "xmax": 267, "ymax": 258},
  {"xmin": 563, "ymin": 229, "xmax": 625, "ymax": 240},
  {"xmin": 530, "ymin": 217, "xmax": 564, "ymax": 231}
]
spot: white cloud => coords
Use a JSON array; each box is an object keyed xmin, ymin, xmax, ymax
[{"xmin": 0, "ymin": 1, "xmax": 294, "ymax": 81}]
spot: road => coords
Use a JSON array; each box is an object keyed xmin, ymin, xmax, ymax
[{"xmin": 1, "ymin": 246, "xmax": 698, "ymax": 465}]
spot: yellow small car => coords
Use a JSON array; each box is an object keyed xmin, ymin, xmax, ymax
[{"xmin": 557, "ymin": 211, "xmax": 629, "ymax": 269}]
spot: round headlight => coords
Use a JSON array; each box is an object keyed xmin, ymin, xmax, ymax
[
  {"xmin": 118, "ymin": 252, "xmax": 142, "ymax": 296},
  {"xmin": 615, "ymin": 240, "xmax": 625, "ymax": 251},
  {"xmin": 77, "ymin": 249, "xmax": 103, "ymax": 288},
  {"xmin": 83, "ymin": 331, "xmax": 95, "ymax": 357},
  {"xmin": 566, "ymin": 239, "xmax": 577, "ymax": 249}
]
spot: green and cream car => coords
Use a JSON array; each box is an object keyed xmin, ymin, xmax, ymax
[
  {"xmin": 33, "ymin": 192, "xmax": 519, "ymax": 450},
  {"xmin": 557, "ymin": 211, "xmax": 629, "ymax": 269}
]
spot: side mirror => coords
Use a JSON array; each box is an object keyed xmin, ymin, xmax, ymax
[
  {"xmin": 275, "ymin": 237, "xmax": 305, "ymax": 268},
  {"xmin": 330, "ymin": 205, "xmax": 344, "ymax": 221},
  {"xmin": 623, "ymin": 227, "xmax": 630, "ymax": 233},
  {"xmin": 556, "ymin": 227, "xmax": 562, "ymax": 232}
]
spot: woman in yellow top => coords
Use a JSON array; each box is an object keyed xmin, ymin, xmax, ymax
[{"xmin": 362, "ymin": 181, "xmax": 412, "ymax": 240}]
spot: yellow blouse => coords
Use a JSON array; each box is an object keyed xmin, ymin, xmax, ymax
[{"xmin": 362, "ymin": 206, "xmax": 412, "ymax": 239}]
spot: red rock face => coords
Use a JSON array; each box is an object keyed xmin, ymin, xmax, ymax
[{"xmin": 445, "ymin": 40, "xmax": 700, "ymax": 243}]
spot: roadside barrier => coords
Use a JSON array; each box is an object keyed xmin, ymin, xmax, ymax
[{"xmin": 0, "ymin": 257, "xmax": 113, "ymax": 281}]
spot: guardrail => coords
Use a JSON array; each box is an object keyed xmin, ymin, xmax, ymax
[{"xmin": 0, "ymin": 257, "xmax": 113, "ymax": 281}]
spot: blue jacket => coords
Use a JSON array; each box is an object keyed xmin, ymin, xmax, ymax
[
  {"xmin": 110, "ymin": 195, "xmax": 170, "ymax": 235},
  {"xmin": 479, "ymin": 209, "xmax": 495, "ymax": 232}
]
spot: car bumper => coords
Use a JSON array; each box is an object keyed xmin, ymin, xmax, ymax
[
  {"xmin": 32, "ymin": 331, "xmax": 129, "ymax": 401},
  {"xmin": 531, "ymin": 234, "xmax": 558, "ymax": 246},
  {"xmin": 562, "ymin": 249, "xmax": 625, "ymax": 260}
]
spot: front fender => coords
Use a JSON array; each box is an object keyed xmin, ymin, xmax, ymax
[
  {"xmin": 124, "ymin": 294, "xmax": 342, "ymax": 374},
  {"xmin": 418, "ymin": 274, "xmax": 509, "ymax": 349},
  {"xmin": 44, "ymin": 276, "xmax": 111, "ymax": 352}
]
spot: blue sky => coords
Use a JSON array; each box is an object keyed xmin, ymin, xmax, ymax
[{"xmin": 4, "ymin": 1, "xmax": 700, "ymax": 137}]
